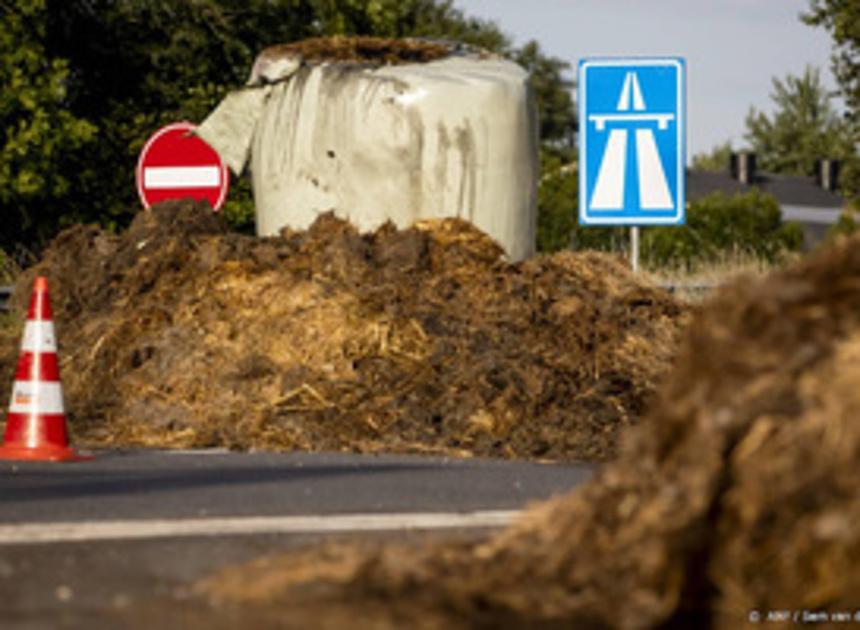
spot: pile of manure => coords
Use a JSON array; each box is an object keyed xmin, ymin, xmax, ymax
[
  {"xmin": 197, "ymin": 231, "xmax": 860, "ymax": 628},
  {"xmin": 0, "ymin": 200, "xmax": 684, "ymax": 461}
]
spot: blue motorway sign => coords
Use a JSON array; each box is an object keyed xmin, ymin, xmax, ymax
[{"xmin": 579, "ymin": 58, "xmax": 686, "ymax": 225}]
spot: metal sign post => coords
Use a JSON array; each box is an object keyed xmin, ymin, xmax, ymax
[
  {"xmin": 630, "ymin": 226, "xmax": 640, "ymax": 273},
  {"xmin": 578, "ymin": 57, "xmax": 686, "ymax": 267}
]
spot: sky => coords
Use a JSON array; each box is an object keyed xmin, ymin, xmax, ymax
[{"xmin": 453, "ymin": 0, "xmax": 838, "ymax": 159}]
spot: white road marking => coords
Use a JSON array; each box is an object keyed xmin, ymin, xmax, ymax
[
  {"xmin": 160, "ymin": 448, "xmax": 233, "ymax": 456},
  {"xmin": 143, "ymin": 166, "xmax": 220, "ymax": 189},
  {"xmin": 0, "ymin": 510, "xmax": 520, "ymax": 545}
]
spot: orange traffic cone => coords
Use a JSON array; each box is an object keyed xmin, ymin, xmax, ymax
[{"xmin": 0, "ymin": 277, "xmax": 91, "ymax": 461}]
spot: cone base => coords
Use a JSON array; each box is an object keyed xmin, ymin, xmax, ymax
[{"xmin": 0, "ymin": 443, "xmax": 93, "ymax": 462}]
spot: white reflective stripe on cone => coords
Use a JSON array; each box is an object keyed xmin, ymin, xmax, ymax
[
  {"xmin": 8, "ymin": 381, "xmax": 65, "ymax": 415},
  {"xmin": 21, "ymin": 321, "xmax": 57, "ymax": 353}
]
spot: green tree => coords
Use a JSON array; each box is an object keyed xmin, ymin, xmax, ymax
[
  {"xmin": 1, "ymin": 0, "xmax": 575, "ymax": 252},
  {"xmin": 805, "ymin": 1, "xmax": 860, "ymax": 125},
  {"xmin": 42, "ymin": 0, "xmax": 269, "ymax": 232},
  {"xmin": 518, "ymin": 39, "xmax": 577, "ymax": 253},
  {"xmin": 691, "ymin": 141, "xmax": 733, "ymax": 172},
  {"xmin": 514, "ymin": 41, "xmax": 576, "ymax": 147},
  {"xmin": 744, "ymin": 66, "xmax": 853, "ymax": 177},
  {"xmin": 803, "ymin": 1, "xmax": 860, "ymax": 201},
  {"xmin": 309, "ymin": 0, "xmax": 509, "ymax": 51},
  {"xmin": 536, "ymin": 154, "xmax": 577, "ymax": 252},
  {"xmin": 0, "ymin": 0, "xmax": 97, "ymax": 254}
]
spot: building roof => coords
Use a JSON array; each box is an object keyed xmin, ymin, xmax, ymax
[
  {"xmin": 686, "ymin": 170, "xmax": 746, "ymax": 199},
  {"xmin": 687, "ymin": 169, "xmax": 845, "ymax": 210}
]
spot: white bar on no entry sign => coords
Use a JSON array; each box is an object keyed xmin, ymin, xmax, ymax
[{"xmin": 144, "ymin": 166, "xmax": 221, "ymax": 189}]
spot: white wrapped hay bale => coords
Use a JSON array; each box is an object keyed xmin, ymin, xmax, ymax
[{"xmin": 198, "ymin": 37, "xmax": 538, "ymax": 260}]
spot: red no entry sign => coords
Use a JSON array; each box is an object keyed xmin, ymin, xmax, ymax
[{"xmin": 136, "ymin": 121, "xmax": 229, "ymax": 211}]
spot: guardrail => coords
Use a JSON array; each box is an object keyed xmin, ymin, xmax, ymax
[{"xmin": 0, "ymin": 285, "xmax": 12, "ymax": 312}]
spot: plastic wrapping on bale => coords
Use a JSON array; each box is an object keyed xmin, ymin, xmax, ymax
[{"xmin": 198, "ymin": 37, "xmax": 538, "ymax": 261}]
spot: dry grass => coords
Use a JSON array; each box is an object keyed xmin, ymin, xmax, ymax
[
  {"xmin": 645, "ymin": 252, "xmax": 789, "ymax": 285},
  {"xmin": 643, "ymin": 252, "xmax": 799, "ymax": 302}
]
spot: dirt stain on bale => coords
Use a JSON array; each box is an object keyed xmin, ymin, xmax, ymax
[
  {"xmin": 0, "ymin": 200, "xmax": 685, "ymax": 462},
  {"xmin": 195, "ymin": 233, "xmax": 860, "ymax": 628}
]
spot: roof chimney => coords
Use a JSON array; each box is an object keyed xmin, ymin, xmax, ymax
[
  {"xmin": 816, "ymin": 159, "xmax": 840, "ymax": 192},
  {"xmin": 730, "ymin": 151, "xmax": 757, "ymax": 185}
]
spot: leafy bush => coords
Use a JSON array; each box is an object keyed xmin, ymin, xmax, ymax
[
  {"xmin": 536, "ymin": 152, "xmax": 577, "ymax": 253},
  {"xmin": 645, "ymin": 190, "xmax": 803, "ymax": 268},
  {"xmin": 827, "ymin": 210, "xmax": 859, "ymax": 240},
  {"xmin": 1, "ymin": 0, "xmax": 98, "ymax": 252},
  {"xmin": 564, "ymin": 189, "xmax": 803, "ymax": 270},
  {"xmin": 220, "ymin": 176, "xmax": 257, "ymax": 234}
]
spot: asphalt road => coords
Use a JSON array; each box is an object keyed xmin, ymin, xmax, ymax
[
  {"xmin": 0, "ymin": 449, "xmax": 593, "ymax": 526},
  {"xmin": 0, "ymin": 450, "xmax": 594, "ymax": 629}
]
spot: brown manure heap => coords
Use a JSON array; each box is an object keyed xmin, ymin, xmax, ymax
[
  {"xmin": 0, "ymin": 200, "xmax": 684, "ymax": 461},
  {"xmin": 198, "ymin": 232, "xmax": 860, "ymax": 628},
  {"xmin": 259, "ymin": 35, "xmax": 453, "ymax": 66}
]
